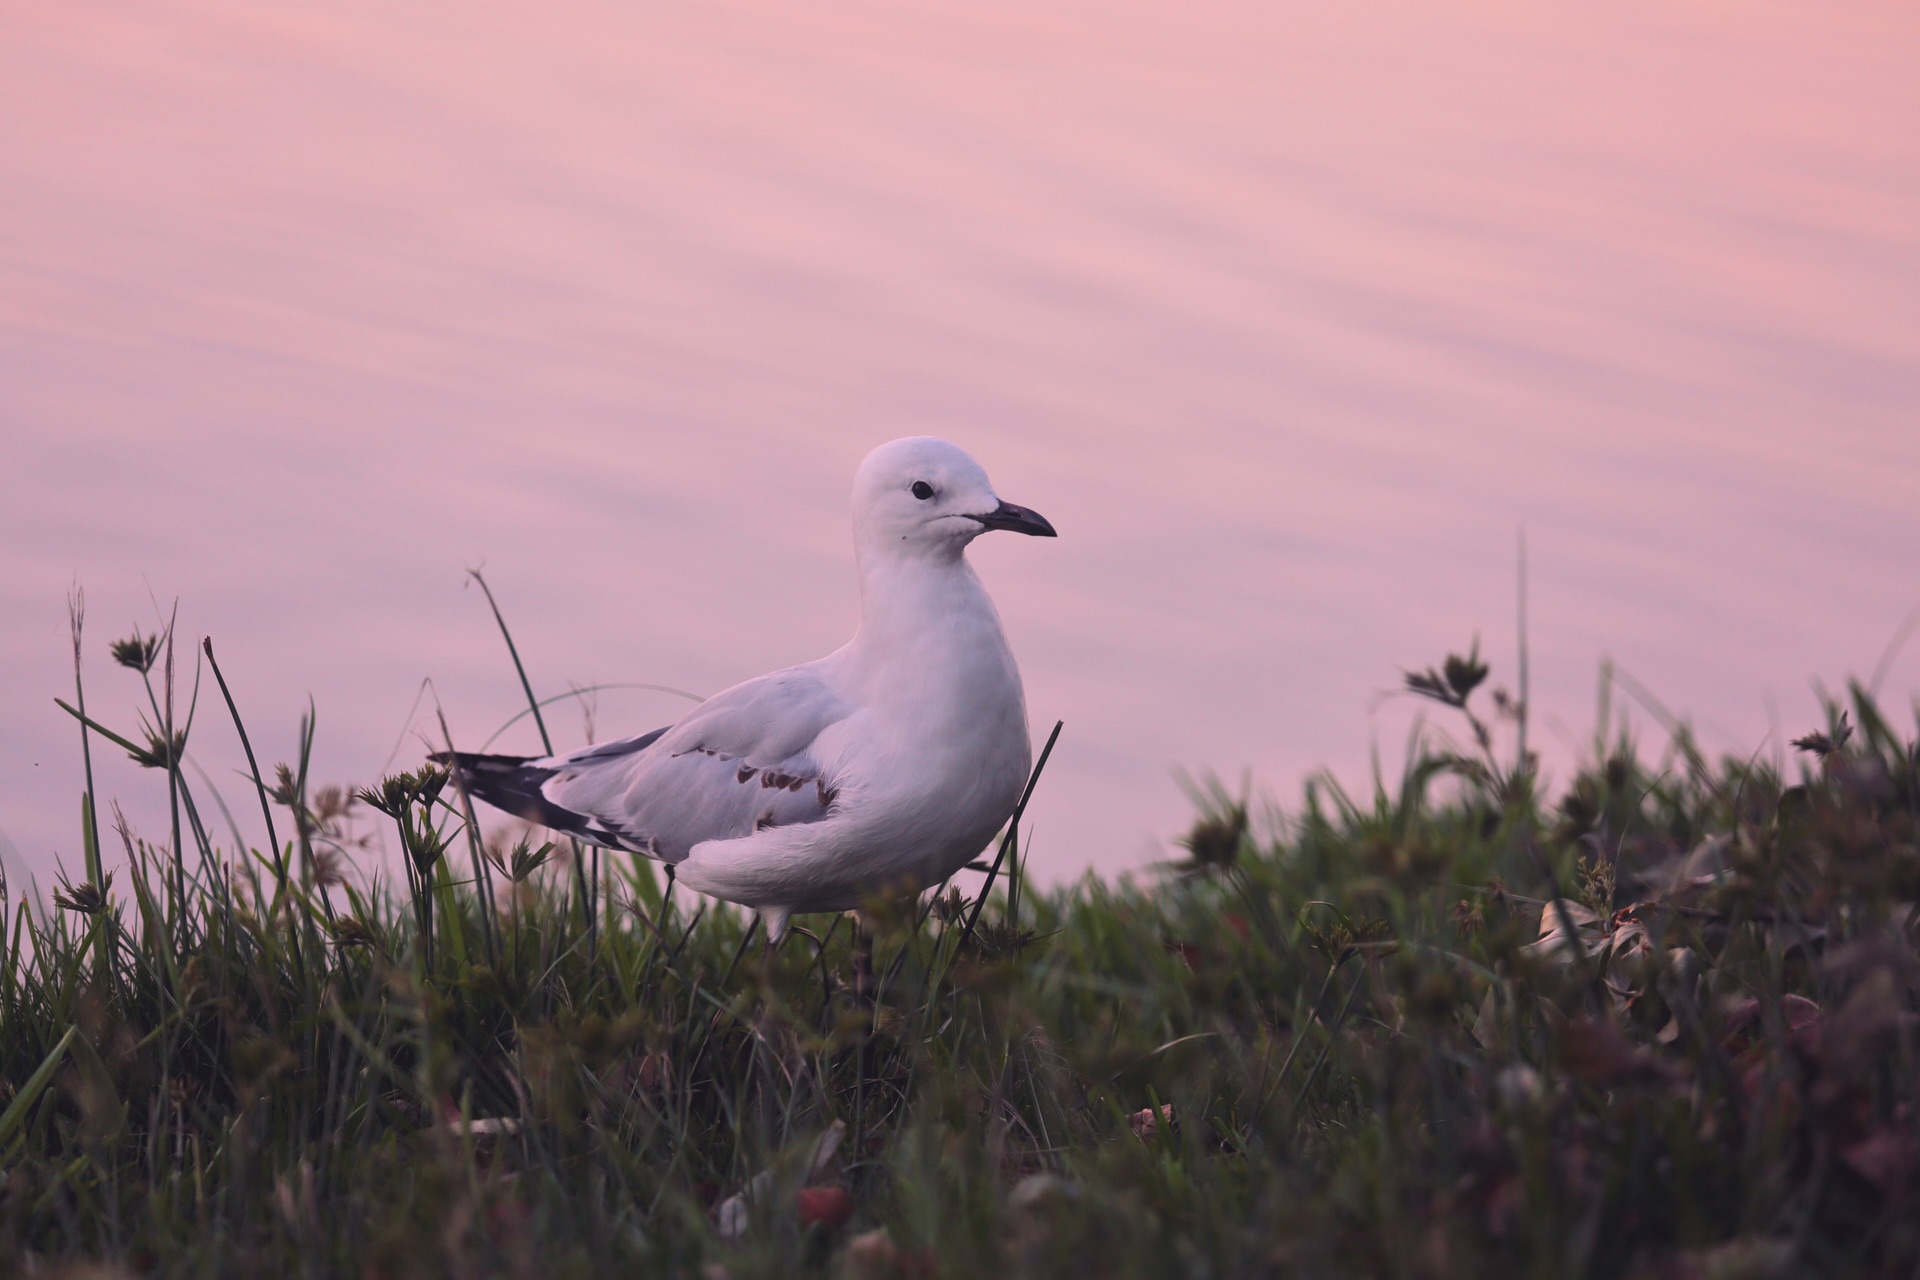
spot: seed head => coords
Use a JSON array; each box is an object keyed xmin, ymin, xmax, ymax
[
  {"xmin": 330, "ymin": 916, "xmax": 377, "ymax": 948},
  {"xmin": 358, "ymin": 766, "xmax": 451, "ymax": 819},
  {"xmin": 1405, "ymin": 640, "xmax": 1490, "ymax": 709},
  {"xmin": 127, "ymin": 726, "xmax": 187, "ymax": 771},
  {"xmin": 1791, "ymin": 711, "xmax": 1852, "ymax": 758},
  {"xmin": 110, "ymin": 632, "xmax": 162, "ymax": 674},
  {"xmin": 54, "ymin": 873, "xmax": 113, "ymax": 916},
  {"xmin": 1178, "ymin": 803, "xmax": 1248, "ymax": 872}
]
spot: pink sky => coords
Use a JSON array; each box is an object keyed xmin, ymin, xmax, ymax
[{"xmin": 3, "ymin": 0, "xmax": 1918, "ymax": 891}]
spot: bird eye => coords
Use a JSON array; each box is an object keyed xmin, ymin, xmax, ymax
[{"xmin": 911, "ymin": 481, "xmax": 935, "ymax": 500}]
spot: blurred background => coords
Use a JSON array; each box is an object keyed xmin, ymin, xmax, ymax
[{"xmin": 3, "ymin": 0, "xmax": 1917, "ymax": 892}]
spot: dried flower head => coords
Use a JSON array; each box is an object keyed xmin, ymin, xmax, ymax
[
  {"xmin": 126, "ymin": 725, "xmax": 187, "ymax": 771},
  {"xmin": 968, "ymin": 919, "xmax": 1041, "ymax": 960},
  {"xmin": 110, "ymin": 632, "xmax": 162, "ymax": 674},
  {"xmin": 481, "ymin": 837, "xmax": 521, "ymax": 880},
  {"xmin": 500, "ymin": 837, "xmax": 554, "ymax": 883},
  {"xmin": 1169, "ymin": 773, "xmax": 1252, "ymax": 875},
  {"xmin": 54, "ymin": 873, "xmax": 113, "ymax": 916},
  {"xmin": 307, "ymin": 846, "xmax": 345, "ymax": 888},
  {"xmin": 928, "ymin": 885, "xmax": 967, "ymax": 924},
  {"xmin": 358, "ymin": 766, "xmax": 450, "ymax": 819},
  {"xmin": 1791, "ymin": 710, "xmax": 1853, "ymax": 758},
  {"xmin": 1405, "ymin": 641, "xmax": 1490, "ymax": 710},
  {"xmin": 1178, "ymin": 802, "xmax": 1249, "ymax": 872},
  {"xmin": 330, "ymin": 916, "xmax": 377, "ymax": 949},
  {"xmin": 311, "ymin": 784, "xmax": 354, "ymax": 824}
]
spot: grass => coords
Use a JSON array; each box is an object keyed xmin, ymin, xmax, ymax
[{"xmin": 2, "ymin": 608, "xmax": 1917, "ymax": 1279}]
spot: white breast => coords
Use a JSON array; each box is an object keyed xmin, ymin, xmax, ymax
[{"xmin": 675, "ymin": 558, "xmax": 1032, "ymax": 913}]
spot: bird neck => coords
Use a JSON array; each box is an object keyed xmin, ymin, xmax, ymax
[
  {"xmin": 849, "ymin": 549, "xmax": 1006, "ymax": 672},
  {"xmin": 840, "ymin": 547, "xmax": 1026, "ymax": 739}
]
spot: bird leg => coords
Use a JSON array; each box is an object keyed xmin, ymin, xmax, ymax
[
  {"xmin": 850, "ymin": 910, "xmax": 878, "ymax": 1083},
  {"xmin": 851, "ymin": 911, "xmax": 876, "ymax": 1016}
]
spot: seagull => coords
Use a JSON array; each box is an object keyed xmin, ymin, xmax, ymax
[{"xmin": 437, "ymin": 436, "xmax": 1055, "ymax": 942}]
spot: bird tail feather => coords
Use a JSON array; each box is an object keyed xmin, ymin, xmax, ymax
[{"xmin": 431, "ymin": 750, "xmax": 600, "ymax": 841}]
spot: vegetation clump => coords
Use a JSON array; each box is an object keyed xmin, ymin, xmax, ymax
[{"xmin": 3, "ymin": 622, "xmax": 1918, "ymax": 1278}]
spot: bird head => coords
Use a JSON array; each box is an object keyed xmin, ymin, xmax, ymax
[{"xmin": 851, "ymin": 436, "xmax": 1056, "ymax": 562}]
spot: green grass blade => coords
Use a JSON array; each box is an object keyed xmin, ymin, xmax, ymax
[{"xmin": 0, "ymin": 1025, "xmax": 78, "ymax": 1151}]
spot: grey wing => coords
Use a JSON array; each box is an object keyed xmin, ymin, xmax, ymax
[{"xmin": 536, "ymin": 665, "xmax": 849, "ymax": 861}]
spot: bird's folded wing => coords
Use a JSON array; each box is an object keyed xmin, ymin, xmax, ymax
[{"xmin": 539, "ymin": 665, "xmax": 851, "ymax": 860}]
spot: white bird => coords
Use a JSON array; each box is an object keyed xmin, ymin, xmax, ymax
[{"xmin": 439, "ymin": 437, "xmax": 1055, "ymax": 941}]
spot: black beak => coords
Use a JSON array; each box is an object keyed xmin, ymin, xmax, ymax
[{"xmin": 971, "ymin": 499, "xmax": 1057, "ymax": 537}]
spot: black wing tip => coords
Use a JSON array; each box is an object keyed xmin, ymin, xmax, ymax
[
  {"xmin": 438, "ymin": 751, "xmax": 567, "ymax": 823},
  {"xmin": 438, "ymin": 750, "xmax": 651, "ymax": 855}
]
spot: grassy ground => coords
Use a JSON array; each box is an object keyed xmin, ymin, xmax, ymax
[{"xmin": 2, "ymin": 621, "xmax": 1917, "ymax": 1278}]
